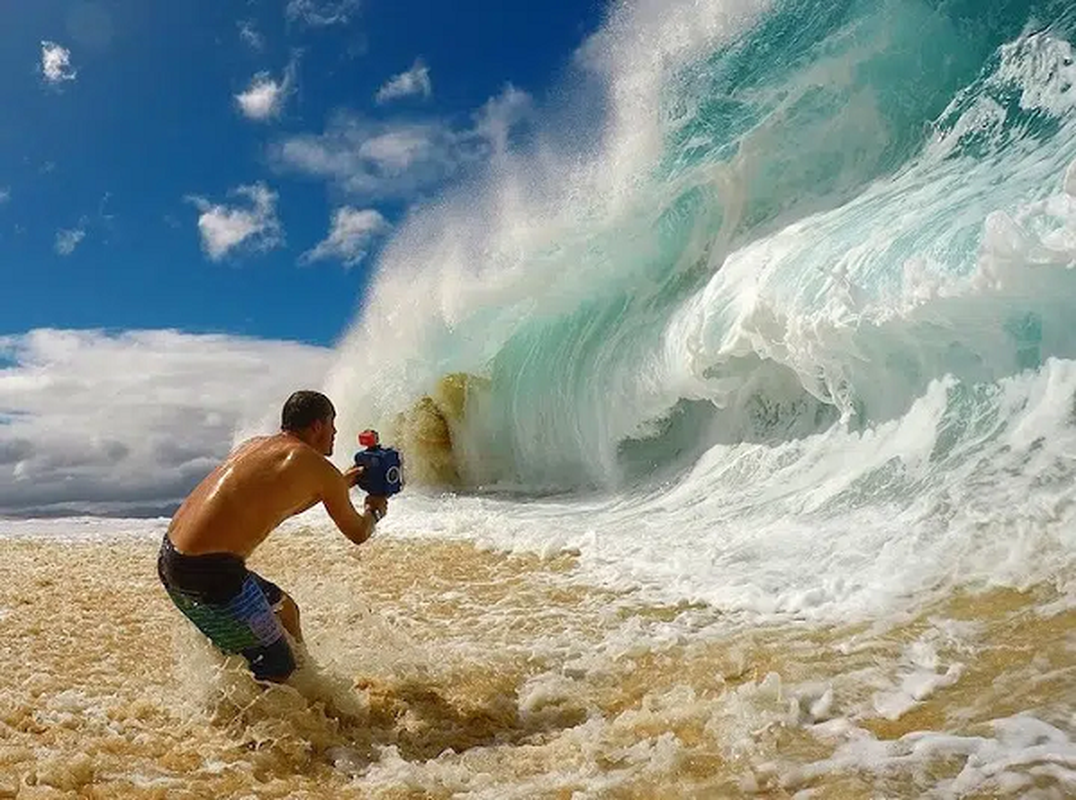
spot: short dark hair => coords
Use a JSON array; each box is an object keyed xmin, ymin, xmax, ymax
[{"xmin": 281, "ymin": 390, "xmax": 335, "ymax": 432}]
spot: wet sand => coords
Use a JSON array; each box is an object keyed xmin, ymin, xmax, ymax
[{"xmin": 1, "ymin": 528, "xmax": 1074, "ymax": 798}]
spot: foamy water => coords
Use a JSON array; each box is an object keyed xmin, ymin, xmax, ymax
[{"xmin": 1, "ymin": 519, "xmax": 1074, "ymax": 798}]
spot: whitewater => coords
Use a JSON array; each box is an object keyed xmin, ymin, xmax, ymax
[{"xmin": 4, "ymin": 0, "xmax": 1076, "ymax": 796}]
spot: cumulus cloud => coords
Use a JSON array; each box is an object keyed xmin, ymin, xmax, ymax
[
  {"xmin": 187, "ymin": 183, "xmax": 283, "ymax": 260},
  {"xmin": 0, "ymin": 188, "xmax": 9, "ymax": 204},
  {"xmin": 286, "ymin": 0, "xmax": 360, "ymax": 27},
  {"xmin": 272, "ymin": 86, "xmax": 532, "ymax": 199},
  {"xmin": 301, "ymin": 207, "xmax": 389, "ymax": 267},
  {"xmin": 274, "ymin": 117, "xmax": 462, "ymax": 198},
  {"xmin": 0, "ymin": 329, "xmax": 334, "ymax": 517},
  {"xmin": 55, "ymin": 224, "xmax": 86, "ymax": 256},
  {"xmin": 235, "ymin": 63, "xmax": 296, "ymax": 121},
  {"xmin": 376, "ymin": 59, "xmax": 432, "ymax": 104},
  {"xmin": 41, "ymin": 41, "xmax": 77, "ymax": 84}
]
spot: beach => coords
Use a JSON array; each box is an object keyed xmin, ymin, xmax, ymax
[{"xmin": 2, "ymin": 520, "xmax": 1073, "ymax": 798}]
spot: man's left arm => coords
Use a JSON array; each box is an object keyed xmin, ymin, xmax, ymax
[
  {"xmin": 292, "ymin": 496, "xmax": 321, "ymax": 516},
  {"xmin": 290, "ymin": 465, "xmax": 362, "ymax": 517}
]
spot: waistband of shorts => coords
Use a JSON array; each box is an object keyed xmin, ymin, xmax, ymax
[{"xmin": 158, "ymin": 532, "xmax": 248, "ymax": 604}]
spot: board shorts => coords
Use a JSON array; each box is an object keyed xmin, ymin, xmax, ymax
[{"xmin": 157, "ymin": 534, "xmax": 297, "ymax": 681}]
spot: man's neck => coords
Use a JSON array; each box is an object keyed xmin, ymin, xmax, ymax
[{"xmin": 280, "ymin": 429, "xmax": 324, "ymax": 454}]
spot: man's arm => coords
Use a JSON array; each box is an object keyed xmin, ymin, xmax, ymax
[{"xmin": 318, "ymin": 459, "xmax": 381, "ymax": 545}]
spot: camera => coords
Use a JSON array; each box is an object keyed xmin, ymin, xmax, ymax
[{"xmin": 353, "ymin": 429, "xmax": 403, "ymax": 496}]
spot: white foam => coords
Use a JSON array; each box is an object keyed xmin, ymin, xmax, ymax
[
  {"xmin": 0, "ymin": 515, "xmax": 166, "ymax": 541},
  {"xmin": 873, "ymin": 660, "xmax": 965, "ymax": 722},
  {"xmin": 367, "ymin": 349, "xmax": 1076, "ymax": 627},
  {"xmin": 787, "ymin": 714, "xmax": 1076, "ymax": 797}
]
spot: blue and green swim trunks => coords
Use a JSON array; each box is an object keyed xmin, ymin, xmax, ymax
[{"xmin": 157, "ymin": 534, "xmax": 296, "ymax": 681}]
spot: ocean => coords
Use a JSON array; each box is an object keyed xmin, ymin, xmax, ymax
[{"xmin": 4, "ymin": 0, "xmax": 1076, "ymax": 796}]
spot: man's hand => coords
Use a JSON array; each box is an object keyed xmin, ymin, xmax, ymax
[
  {"xmin": 364, "ymin": 495, "xmax": 388, "ymax": 521},
  {"xmin": 342, "ymin": 465, "xmax": 364, "ymax": 488}
]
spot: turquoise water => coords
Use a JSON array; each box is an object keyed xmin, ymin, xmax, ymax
[
  {"xmin": 331, "ymin": 0, "xmax": 1075, "ymax": 495},
  {"xmin": 318, "ymin": 0, "xmax": 1076, "ymax": 618}
]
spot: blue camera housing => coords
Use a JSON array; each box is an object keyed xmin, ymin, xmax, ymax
[{"xmin": 354, "ymin": 445, "xmax": 403, "ymax": 496}]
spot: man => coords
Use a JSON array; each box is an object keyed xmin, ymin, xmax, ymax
[{"xmin": 157, "ymin": 390, "xmax": 388, "ymax": 682}]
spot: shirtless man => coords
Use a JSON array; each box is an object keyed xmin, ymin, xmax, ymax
[{"xmin": 157, "ymin": 390, "xmax": 388, "ymax": 682}]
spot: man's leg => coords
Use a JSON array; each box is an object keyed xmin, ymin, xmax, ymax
[
  {"xmin": 236, "ymin": 575, "xmax": 297, "ymax": 682},
  {"xmin": 251, "ymin": 574, "xmax": 304, "ymax": 643},
  {"xmin": 276, "ymin": 591, "xmax": 304, "ymax": 643}
]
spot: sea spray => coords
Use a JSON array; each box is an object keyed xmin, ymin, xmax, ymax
[{"xmin": 327, "ymin": 0, "xmax": 1076, "ymax": 497}]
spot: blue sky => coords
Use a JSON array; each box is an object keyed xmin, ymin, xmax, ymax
[
  {"xmin": 0, "ymin": 0, "xmax": 607, "ymax": 346},
  {"xmin": 0, "ymin": 0, "xmax": 614, "ymax": 517}
]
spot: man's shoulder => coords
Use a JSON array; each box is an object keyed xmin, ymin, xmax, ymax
[
  {"xmin": 276, "ymin": 439, "xmax": 334, "ymax": 474},
  {"xmin": 234, "ymin": 435, "xmax": 313, "ymax": 467},
  {"xmin": 233, "ymin": 434, "xmax": 335, "ymax": 480},
  {"xmin": 231, "ymin": 434, "xmax": 278, "ymax": 456}
]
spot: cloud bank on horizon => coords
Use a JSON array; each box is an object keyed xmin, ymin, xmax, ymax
[{"xmin": 0, "ymin": 329, "xmax": 333, "ymax": 518}]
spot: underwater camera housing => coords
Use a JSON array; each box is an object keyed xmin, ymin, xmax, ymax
[{"xmin": 353, "ymin": 429, "xmax": 404, "ymax": 496}]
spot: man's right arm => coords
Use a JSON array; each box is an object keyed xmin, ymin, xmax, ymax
[{"xmin": 317, "ymin": 458, "xmax": 379, "ymax": 545}]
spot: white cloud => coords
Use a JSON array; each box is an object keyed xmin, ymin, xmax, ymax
[
  {"xmin": 0, "ymin": 329, "xmax": 334, "ymax": 517},
  {"xmin": 474, "ymin": 84, "xmax": 533, "ymax": 153},
  {"xmin": 0, "ymin": 188, "xmax": 9, "ymax": 204},
  {"xmin": 235, "ymin": 63, "xmax": 296, "ymax": 121},
  {"xmin": 274, "ymin": 117, "xmax": 457, "ymax": 198},
  {"xmin": 187, "ymin": 183, "xmax": 283, "ymax": 260},
  {"xmin": 376, "ymin": 59, "xmax": 432, "ymax": 104},
  {"xmin": 272, "ymin": 86, "xmax": 533, "ymax": 199},
  {"xmin": 286, "ymin": 0, "xmax": 360, "ymax": 27},
  {"xmin": 359, "ymin": 128, "xmax": 441, "ymax": 171},
  {"xmin": 55, "ymin": 225, "xmax": 86, "ymax": 256},
  {"xmin": 301, "ymin": 207, "xmax": 389, "ymax": 267},
  {"xmin": 41, "ymin": 41, "xmax": 77, "ymax": 84},
  {"xmin": 238, "ymin": 19, "xmax": 264, "ymax": 50}
]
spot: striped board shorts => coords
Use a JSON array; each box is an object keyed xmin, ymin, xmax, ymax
[{"xmin": 158, "ymin": 534, "xmax": 296, "ymax": 681}]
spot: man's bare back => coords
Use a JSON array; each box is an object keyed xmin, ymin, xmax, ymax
[{"xmin": 168, "ymin": 433, "xmax": 349, "ymax": 558}]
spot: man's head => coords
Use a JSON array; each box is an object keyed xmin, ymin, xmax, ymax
[{"xmin": 281, "ymin": 390, "xmax": 337, "ymax": 455}]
